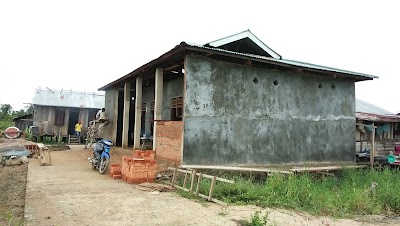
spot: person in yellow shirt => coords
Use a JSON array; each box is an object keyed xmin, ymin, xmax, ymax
[{"xmin": 75, "ymin": 121, "xmax": 82, "ymax": 143}]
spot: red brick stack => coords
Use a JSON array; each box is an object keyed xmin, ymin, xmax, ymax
[
  {"xmin": 120, "ymin": 150, "xmax": 158, "ymax": 184},
  {"xmin": 109, "ymin": 163, "xmax": 122, "ymax": 179}
]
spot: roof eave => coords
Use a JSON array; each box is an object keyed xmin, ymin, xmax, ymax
[
  {"xmin": 98, "ymin": 44, "xmax": 186, "ymax": 91},
  {"xmin": 183, "ymin": 44, "xmax": 375, "ymax": 82}
]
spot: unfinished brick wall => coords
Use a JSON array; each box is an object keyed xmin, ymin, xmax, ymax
[{"xmin": 155, "ymin": 121, "xmax": 183, "ymax": 164}]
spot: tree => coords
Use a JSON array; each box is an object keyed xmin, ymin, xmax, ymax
[
  {"xmin": 24, "ymin": 104, "xmax": 34, "ymax": 114},
  {"xmin": 0, "ymin": 104, "xmax": 12, "ymax": 120}
]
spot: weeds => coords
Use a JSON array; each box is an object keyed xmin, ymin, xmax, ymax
[
  {"xmin": 176, "ymin": 167, "xmax": 400, "ymax": 217},
  {"xmin": 239, "ymin": 211, "xmax": 273, "ymax": 226},
  {"xmin": 0, "ymin": 210, "xmax": 24, "ymax": 226}
]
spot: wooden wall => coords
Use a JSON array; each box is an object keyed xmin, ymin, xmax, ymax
[{"xmin": 33, "ymin": 105, "xmax": 99, "ymax": 136}]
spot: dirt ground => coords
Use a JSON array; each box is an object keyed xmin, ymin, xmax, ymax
[
  {"xmin": 1, "ymin": 138, "xmax": 399, "ymax": 226},
  {"xmin": 0, "ymin": 138, "xmax": 33, "ymax": 225},
  {"xmin": 0, "ymin": 164, "xmax": 27, "ymax": 225}
]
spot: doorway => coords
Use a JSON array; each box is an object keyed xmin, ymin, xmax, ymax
[{"xmin": 68, "ymin": 109, "xmax": 80, "ymax": 135}]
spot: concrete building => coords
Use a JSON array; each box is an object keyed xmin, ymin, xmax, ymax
[
  {"xmin": 32, "ymin": 88, "xmax": 105, "ymax": 143},
  {"xmin": 99, "ymin": 30, "xmax": 376, "ymax": 166}
]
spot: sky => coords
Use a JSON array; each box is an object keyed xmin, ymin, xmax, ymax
[{"xmin": 0, "ymin": 0, "xmax": 399, "ymax": 113}]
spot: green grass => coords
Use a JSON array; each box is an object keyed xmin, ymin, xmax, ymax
[
  {"xmin": 0, "ymin": 210, "xmax": 24, "ymax": 226},
  {"xmin": 175, "ymin": 168, "xmax": 400, "ymax": 218},
  {"xmin": 239, "ymin": 211, "xmax": 275, "ymax": 226}
]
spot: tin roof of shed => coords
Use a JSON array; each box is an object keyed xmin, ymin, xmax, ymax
[{"xmin": 32, "ymin": 88, "xmax": 105, "ymax": 109}]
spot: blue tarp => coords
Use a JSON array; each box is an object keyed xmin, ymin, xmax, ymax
[{"xmin": 2, "ymin": 149, "xmax": 30, "ymax": 158}]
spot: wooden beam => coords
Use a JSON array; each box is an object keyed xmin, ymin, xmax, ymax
[
  {"xmin": 180, "ymin": 165, "xmax": 293, "ymax": 174},
  {"xmin": 371, "ymin": 123, "xmax": 375, "ymax": 170},
  {"xmin": 189, "ymin": 170, "xmax": 196, "ymax": 193},
  {"xmin": 164, "ymin": 64, "xmax": 181, "ymax": 71},
  {"xmin": 244, "ymin": 60, "xmax": 252, "ymax": 65},
  {"xmin": 208, "ymin": 176, "xmax": 217, "ymax": 201}
]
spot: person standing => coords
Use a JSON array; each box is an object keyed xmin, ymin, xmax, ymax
[{"xmin": 75, "ymin": 121, "xmax": 82, "ymax": 143}]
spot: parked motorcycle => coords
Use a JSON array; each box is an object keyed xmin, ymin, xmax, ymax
[{"xmin": 88, "ymin": 139, "xmax": 113, "ymax": 174}]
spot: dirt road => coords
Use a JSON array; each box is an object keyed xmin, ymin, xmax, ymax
[{"xmin": 24, "ymin": 145, "xmax": 399, "ymax": 226}]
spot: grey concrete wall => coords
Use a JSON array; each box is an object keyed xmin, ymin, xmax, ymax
[
  {"xmin": 142, "ymin": 77, "xmax": 184, "ymax": 135},
  {"xmin": 102, "ymin": 88, "xmax": 117, "ymax": 143},
  {"xmin": 183, "ymin": 54, "xmax": 356, "ymax": 165}
]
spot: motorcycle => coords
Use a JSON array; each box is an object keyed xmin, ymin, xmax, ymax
[{"xmin": 88, "ymin": 139, "xmax": 113, "ymax": 174}]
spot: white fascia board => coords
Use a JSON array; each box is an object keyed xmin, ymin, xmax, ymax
[{"xmin": 207, "ymin": 31, "xmax": 281, "ymax": 59}]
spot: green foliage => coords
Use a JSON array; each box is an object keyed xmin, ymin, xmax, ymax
[
  {"xmin": 176, "ymin": 168, "xmax": 400, "ymax": 217},
  {"xmin": 0, "ymin": 210, "xmax": 24, "ymax": 226},
  {"xmin": 239, "ymin": 211, "xmax": 272, "ymax": 226},
  {"xmin": 0, "ymin": 103, "xmax": 32, "ymax": 131}
]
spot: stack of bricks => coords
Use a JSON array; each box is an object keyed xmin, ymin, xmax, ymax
[
  {"xmin": 120, "ymin": 150, "xmax": 157, "ymax": 184},
  {"xmin": 109, "ymin": 163, "xmax": 122, "ymax": 179}
]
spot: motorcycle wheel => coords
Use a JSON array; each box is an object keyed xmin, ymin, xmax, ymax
[
  {"xmin": 91, "ymin": 162, "xmax": 96, "ymax": 169},
  {"xmin": 98, "ymin": 157, "xmax": 109, "ymax": 174}
]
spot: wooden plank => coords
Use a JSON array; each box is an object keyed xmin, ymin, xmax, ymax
[
  {"xmin": 208, "ymin": 176, "xmax": 217, "ymax": 201},
  {"xmin": 195, "ymin": 173, "xmax": 203, "ymax": 196},
  {"xmin": 198, "ymin": 193, "xmax": 228, "ymax": 206},
  {"xmin": 181, "ymin": 165, "xmax": 293, "ymax": 174},
  {"xmin": 163, "ymin": 64, "xmax": 181, "ymax": 71},
  {"xmin": 171, "ymin": 168, "xmax": 177, "ymax": 187},
  {"xmin": 196, "ymin": 173, "xmax": 235, "ymax": 184},
  {"xmin": 182, "ymin": 173, "xmax": 188, "ymax": 188},
  {"xmin": 291, "ymin": 165, "xmax": 367, "ymax": 172},
  {"xmin": 189, "ymin": 170, "xmax": 196, "ymax": 193},
  {"xmin": 371, "ymin": 123, "xmax": 375, "ymax": 170},
  {"xmin": 168, "ymin": 167, "xmax": 235, "ymax": 184},
  {"xmin": 168, "ymin": 167, "xmax": 192, "ymax": 174}
]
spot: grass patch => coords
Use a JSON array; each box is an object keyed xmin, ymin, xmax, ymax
[
  {"xmin": 239, "ymin": 211, "xmax": 275, "ymax": 226},
  {"xmin": 174, "ymin": 168, "xmax": 400, "ymax": 217},
  {"xmin": 0, "ymin": 210, "xmax": 24, "ymax": 226}
]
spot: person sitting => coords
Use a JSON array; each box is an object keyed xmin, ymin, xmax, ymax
[{"xmin": 95, "ymin": 108, "xmax": 107, "ymax": 122}]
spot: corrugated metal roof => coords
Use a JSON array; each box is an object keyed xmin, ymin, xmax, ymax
[
  {"xmin": 99, "ymin": 36, "xmax": 378, "ymax": 90},
  {"xmin": 184, "ymin": 42, "xmax": 378, "ymax": 80},
  {"xmin": 32, "ymin": 88, "xmax": 105, "ymax": 109},
  {"xmin": 356, "ymin": 99, "xmax": 393, "ymax": 115},
  {"xmin": 356, "ymin": 112, "xmax": 400, "ymax": 122}
]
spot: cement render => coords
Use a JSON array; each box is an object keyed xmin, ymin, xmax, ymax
[{"xmin": 183, "ymin": 54, "xmax": 356, "ymax": 165}]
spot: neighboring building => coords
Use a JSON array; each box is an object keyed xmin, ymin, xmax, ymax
[
  {"xmin": 32, "ymin": 88, "xmax": 105, "ymax": 142},
  {"xmin": 13, "ymin": 113, "xmax": 33, "ymax": 132},
  {"xmin": 99, "ymin": 30, "xmax": 377, "ymax": 166},
  {"xmin": 355, "ymin": 99, "xmax": 400, "ymax": 154}
]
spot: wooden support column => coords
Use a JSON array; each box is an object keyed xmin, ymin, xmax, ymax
[
  {"xmin": 370, "ymin": 123, "xmax": 375, "ymax": 170},
  {"xmin": 153, "ymin": 68, "xmax": 163, "ymax": 150},
  {"xmin": 133, "ymin": 77, "xmax": 143, "ymax": 149},
  {"xmin": 122, "ymin": 81, "xmax": 130, "ymax": 148}
]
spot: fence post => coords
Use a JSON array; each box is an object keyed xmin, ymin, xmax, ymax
[
  {"xmin": 208, "ymin": 176, "xmax": 217, "ymax": 201},
  {"xmin": 189, "ymin": 170, "xmax": 196, "ymax": 193}
]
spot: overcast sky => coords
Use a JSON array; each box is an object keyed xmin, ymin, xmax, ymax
[{"xmin": 1, "ymin": 0, "xmax": 399, "ymax": 113}]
